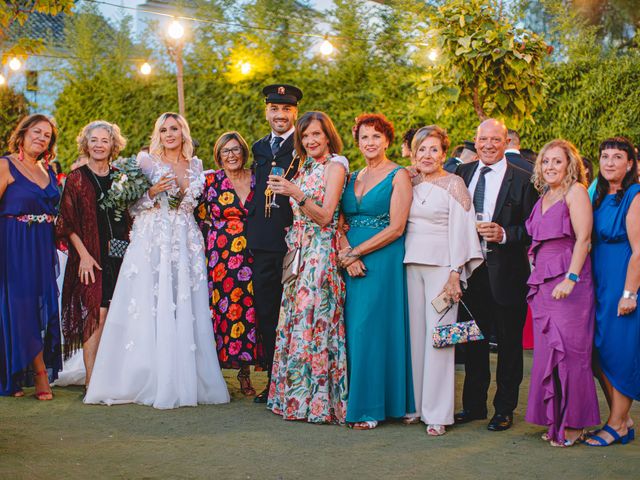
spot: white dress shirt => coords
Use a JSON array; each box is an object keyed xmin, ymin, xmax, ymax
[
  {"xmin": 468, "ymin": 157, "xmax": 508, "ymax": 243},
  {"xmin": 270, "ymin": 126, "xmax": 295, "ymax": 146}
]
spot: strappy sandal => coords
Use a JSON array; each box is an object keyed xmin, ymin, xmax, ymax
[
  {"xmin": 402, "ymin": 416, "xmax": 421, "ymax": 425},
  {"xmin": 550, "ymin": 430, "xmax": 586, "ymax": 447},
  {"xmin": 237, "ymin": 369, "xmax": 256, "ymax": 396},
  {"xmin": 12, "ymin": 389, "xmax": 25, "ymax": 398},
  {"xmin": 586, "ymin": 424, "xmax": 631, "ymax": 447},
  {"xmin": 350, "ymin": 420, "xmax": 378, "ymax": 430},
  {"xmin": 541, "ymin": 432, "xmax": 551, "ymax": 442},
  {"xmin": 33, "ymin": 370, "xmax": 53, "ymax": 401},
  {"xmin": 426, "ymin": 424, "xmax": 446, "ymax": 436}
]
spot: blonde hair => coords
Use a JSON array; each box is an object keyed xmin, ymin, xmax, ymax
[
  {"xmin": 411, "ymin": 125, "xmax": 450, "ymax": 157},
  {"xmin": 76, "ymin": 120, "xmax": 127, "ymax": 161},
  {"xmin": 532, "ymin": 139, "xmax": 588, "ymax": 193},
  {"xmin": 149, "ymin": 112, "xmax": 193, "ymax": 159}
]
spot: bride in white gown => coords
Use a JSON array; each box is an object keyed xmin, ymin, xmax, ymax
[{"xmin": 84, "ymin": 113, "xmax": 230, "ymax": 409}]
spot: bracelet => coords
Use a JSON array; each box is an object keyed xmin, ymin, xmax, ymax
[
  {"xmin": 622, "ymin": 290, "xmax": 638, "ymax": 301},
  {"xmin": 451, "ymin": 266, "xmax": 463, "ymax": 275},
  {"xmin": 345, "ymin": 248, "xmax": 361, "ymax": 259}
]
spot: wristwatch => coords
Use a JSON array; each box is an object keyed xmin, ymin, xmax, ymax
[
  {"xmin": 451, "ymin": 266, "xmax": 463, "ymax": 275},
  {"xmin": 298, "ymin": 195, "xmax": 308, "ymax": 207},
  {"xmin": 565, "ymin": 272, "xmax": 580, "ymax": 283},
  {"xmin": 622, "ymin": 290, "xmax": 638, "ymax": 301}
]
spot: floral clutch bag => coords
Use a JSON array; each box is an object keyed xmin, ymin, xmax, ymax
[{"xmin": 432, "ymin": 300, "xmax": 484, "ymax": 348}]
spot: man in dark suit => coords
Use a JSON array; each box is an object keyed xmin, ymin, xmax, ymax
[
  {"xmin": 246, "ymin": 84, "xmax": 303, "ymax": 403},
  {"xmin": 454, "ymin": 119, "xmax": 537, "ymax": 431},
  {"xmin": 505, "ymin": 129, "xmax": 533, "ymax": 173}
]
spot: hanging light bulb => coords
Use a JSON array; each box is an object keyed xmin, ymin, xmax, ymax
[
  {"xmin": 9, "ymin": 57, "xmax": 22, "ymax": 71},
  {"xmin": 140, "ymin": 62, "xmax": 152, "ymax": 75},
  {"xmin": 0, "ymin": 74, "xmax": 6, "ymax": 85},
  {"xmin": 167, "ymin": 20, "xmax": 185, "ymax": 40},
  {"xmin": 427, "ymin": 49, "xmax": 439, "ymax": 62},
  {"xmin": 320, "ymin": 39, "xmax": 335, "ymax": 56},
  {"xmin": 240, "ymin": 61, "xmax": 252, "ymax": 75}
]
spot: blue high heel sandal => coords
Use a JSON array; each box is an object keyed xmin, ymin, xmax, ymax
[{"xmin": 586, "ymin": 424, "xmax": 631, "ymax": 447}]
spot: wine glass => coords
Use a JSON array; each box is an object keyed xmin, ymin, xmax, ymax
[
  {"xmin": 269, "ymin": 165, "xmax": 285, "ymax": 209},
  {"xmin": 475, "ymin": 212, "xmax": 492, "ymax": 256}
]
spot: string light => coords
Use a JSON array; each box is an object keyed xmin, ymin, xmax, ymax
[
  {"xmin": 0, "ymin": 74, "xmax": 6, "ymax": 85},
  {"xmin": 239, "ymin": 61, "xmax": 252, "ymax": 75},
  {"xmin": 427, "ymin": 49, "xmax": 439, "ymax": 62},
  {"xmin": 9, "ymin": 57, "xmax": 22, "ymax": 71},
  {"xmin": 167, "ymin": 20, "xmax": 185, "ymax": 40},
  {"xmin": 320, "ymin": 39, "xmax": 335, "ymax": 56},
  {"xmin": 140, "ymin": 62, "xmax": 152, "ymax": 75}
]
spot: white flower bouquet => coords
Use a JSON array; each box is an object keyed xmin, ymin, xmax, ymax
[{"xmin": 100, "ymin": 155, "xmax": 152, "ymax": 221}]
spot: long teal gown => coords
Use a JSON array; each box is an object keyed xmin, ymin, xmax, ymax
[
  {"xmin": 592, "ymin": 184, "xmax": 640, "ymax": 401},
  {"xmin": 341, "ymin": 167, "xmax": 415, "ymax": 423}
]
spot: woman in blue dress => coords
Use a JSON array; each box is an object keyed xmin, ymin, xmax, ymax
[
  {"xmin": 0, "ymin": 114, "xmax": 61, "ymax": 399},
  {"xmin": 586, "ymin": 137, "xmax": 640, "ymax": 446},
  {"xmin": 338, "ymin": 113, "xmax": 414, "ymax": 429}
]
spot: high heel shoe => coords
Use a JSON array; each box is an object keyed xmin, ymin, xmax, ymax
[
  {"xmin": 586, "ymin": 424, "xmax": 631, "ymax": 447},
  {"xmin": 33, "ymin": 370, "xmax": 53, "ymax": 401},
  {"xmin": 237, "ymin": 369, "xmax": 256, "ymax": 396}
]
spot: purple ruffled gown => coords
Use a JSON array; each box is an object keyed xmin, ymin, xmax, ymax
[{"xmin": 524, "ymin": 199, "xmax": 600, "ymax": 442}]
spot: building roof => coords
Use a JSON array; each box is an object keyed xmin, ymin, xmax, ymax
[{"xmin": 6, "ymin": 11, "xmax": 67, "ymax": 47}]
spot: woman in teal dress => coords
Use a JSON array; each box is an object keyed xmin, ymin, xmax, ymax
[
  {"xmin": 338, "ymin": 113, "xmax": 414, "ymax": 429},
  {"xmin": 586, "ymin": 137, "xmax": 640, "ymax": 446}
]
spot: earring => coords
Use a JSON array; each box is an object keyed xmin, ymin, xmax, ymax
[
  {"xmin": 627, "ymin": 167, "xmax": 632, "ymax": 172},
  {"xmin": 18, "ymin": 147, "xmax": 24, "ymax": 162}
]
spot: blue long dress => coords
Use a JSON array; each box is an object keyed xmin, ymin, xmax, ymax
[
  {"xmin": 342, "ymin": 167, "xmax": 414, "ymax": 423},
  {"xmin": 0, "ymin": 158, "xmax": 61, "ymax": 396},
  {"xmin": 592, "ymin": 184, "xmax": 640, "ymax": 401}
]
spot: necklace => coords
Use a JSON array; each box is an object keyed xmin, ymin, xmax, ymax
[
  {"xmin": 413, "ymin": 183, "xmax": 435, "ymax": 205},
  {"xmin": 11, "ymin": 155, "xmax": 46, "ymax": 186},
  {"xmin": 88, "ymin": 160, "xmax": 110, "ymax": 176}
]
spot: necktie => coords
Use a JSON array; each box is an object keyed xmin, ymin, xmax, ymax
[
  {"xmin": 271, "ymin": 136, "xmax": 283, "ymax": 156},
  {"xmin": 473, "ymin": 166, "xmax": 492, "ymax": 214}
]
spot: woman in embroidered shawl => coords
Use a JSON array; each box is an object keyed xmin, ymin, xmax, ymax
[{"xmin": 57, "ymin": 121, "xmax": 130, "ymax": 388}]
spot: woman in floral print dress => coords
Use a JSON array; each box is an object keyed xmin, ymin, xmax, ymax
[
  {"xmin": 196, "ymin": 131, "xmax": 261, "ymax": 395},
  {"xmin": 265, "ymin": 111, "xmax": 349, "ymax": 424}
]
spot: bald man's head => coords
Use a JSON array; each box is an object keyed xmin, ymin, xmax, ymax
[{"xmin": 475, "ymin": 119, "xmax": 508, "ymax": 165}]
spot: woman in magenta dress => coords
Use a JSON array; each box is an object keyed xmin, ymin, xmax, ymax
[
  {"xmin": 196, "ymin": 131, "xmax": 260, "ymax": 395},
  {"xmin": 525, "ymin": 139, "xmax": 600, "ymax": 447},
  {"xmin": 0, "ymin": 114, "xmax": 61, "ymax": 399}
]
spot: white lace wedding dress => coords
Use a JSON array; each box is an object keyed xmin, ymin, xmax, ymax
[{"xmin": 84, "ymin": 152, "xmax": 230, "ymax": 409}]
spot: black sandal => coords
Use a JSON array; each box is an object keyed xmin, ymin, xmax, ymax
[{"xmin": 237, "ymin": 369, "xmax": 256, "ymax": 396}]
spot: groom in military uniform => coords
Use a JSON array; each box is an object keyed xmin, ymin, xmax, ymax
[{"xmin": 246, "ymin": 84, "xmax": 303, "ymax": 403}]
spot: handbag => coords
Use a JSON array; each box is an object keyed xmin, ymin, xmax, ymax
[
  {"xmin": 281, "ymin": 246, "xmax": 301, "ymax": 284},
  {"xmin": 432, "ymin": 300, "xmax": 484, "ymax": 348}
]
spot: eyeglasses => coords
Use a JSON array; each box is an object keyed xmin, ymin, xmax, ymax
[{"xmin": 221, "ymin": 146, "xmax": 242, "ymax": 156}]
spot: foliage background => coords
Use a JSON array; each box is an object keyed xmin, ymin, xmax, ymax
[{"xmin": 2, "ymin": 0, "xmax": 639, "ymax": 170}]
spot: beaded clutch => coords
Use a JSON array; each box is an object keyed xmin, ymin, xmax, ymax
[{"xmin": 432, "ymin": 300, "xmax": 484, "ymax": 348}]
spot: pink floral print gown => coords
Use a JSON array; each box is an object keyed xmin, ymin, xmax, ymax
[{"xmin": 267, "ymin": 156, "xmax": 348, "ymax": 424}]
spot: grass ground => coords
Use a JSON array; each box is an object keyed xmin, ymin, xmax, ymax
[{"xmin": 1, "ymin": 351, "xmax": 638, "ymax": 480}]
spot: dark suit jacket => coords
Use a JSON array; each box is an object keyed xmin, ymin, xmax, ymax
[
  {"xmin": 505, "ymin": 151, "xmax": 533, "ymax": 174},
  {"xmin": 443, "ymin": 157, "xmax": 461, "ymax": 173},
  {"xmin": 455, "ymin": 161, "xmax": 538, "ymax": 306},
  {"xmin": 246, "ymin": 133, "xmax": 300, "ymax": 253}
]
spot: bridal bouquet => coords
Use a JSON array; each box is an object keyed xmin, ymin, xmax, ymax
[{"xmin": 100, "ymin": 155, "xmax": 152, "ymax": 221}]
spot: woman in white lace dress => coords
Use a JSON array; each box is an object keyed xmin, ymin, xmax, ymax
[
  {"xmin": 84, "ymin": 113, "xmax": 230, "ymax": 409},
  {"xmin": 403, "ymin": 126, "xmax": 483, "ymax": 435}
]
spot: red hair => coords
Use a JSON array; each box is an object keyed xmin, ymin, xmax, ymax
[{"xmin": 353, "ymin": 113, "xmax": 395, "ymax": 144}]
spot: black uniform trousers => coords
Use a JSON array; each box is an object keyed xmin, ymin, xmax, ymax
[
  {"xmin": 251, "ymin": 249, "xmax": 284, "ymax": 376},
  {"xmin": 461, "ymin": 263, "xmax": 528, "ymax": 416}
]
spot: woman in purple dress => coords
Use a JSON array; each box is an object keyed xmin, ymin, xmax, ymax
[
  {"xmin": 0, "ymin": 114, "xmax": 61, "ymax": 399},
  {"xmin": 525, "ymin": 139, "xmax": 600, "ymax": 447}
]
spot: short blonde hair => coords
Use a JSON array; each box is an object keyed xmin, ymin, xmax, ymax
[
  {"xmin": 213, "ymin": 131, "xmax": 250, "ymax": 168},
  {"xmin": 411, "ymin": 125, "xmax": 450, "ymax": 156},
  {"xmin": 532, "ymin": 139, "xmax": 588, "ymax": 193},
  {"xmin": 149, "ymin": 112, "xmax": 193, "ymax": 159},
  {"xmin": 76, "ymin": 120, "xmax": 127, "ymax": 161}
]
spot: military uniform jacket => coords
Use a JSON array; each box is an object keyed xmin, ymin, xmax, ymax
[{"xmin": 246, "ymin": 133, "xmax": 300, "ymax": 253}]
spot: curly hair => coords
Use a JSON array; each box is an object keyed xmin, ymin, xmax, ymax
[
  {"xmin": 149, "ymin": 112, "xmax": 193, "ymax": 160},
  {"xmin": 76, "ymin": 120, "xmax": 127, "ymax": 161},
  {"xmin": 594, "ymin": 136, "xmax": 638, "ymax": 209},
  {"xmin": 532, "ymin": 139, "xmax": 588, "ymax": 194},
  {"xmin": 352, "ymin": 113, "xmax": 394, "ymax": 144},
  {"xmin": 8, "ymin": 114, "xmax": 58, "ymax": 161}
]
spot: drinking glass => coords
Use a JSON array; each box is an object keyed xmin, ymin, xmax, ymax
[
  {"xmin": 475, "ymin": 212, "xmax": 492, "ymax": 256},
  {"xmin": 269, "ymin": 166, "xmax": 285, "ymax": 209}
]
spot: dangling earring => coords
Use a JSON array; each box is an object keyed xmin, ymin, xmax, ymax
[
  {"xmin": 43, "ymin": 152, "xmax": 50, "ymax": 168},
  {"xmin": 18, "ymin": 147, "xmax": 24, "ymax": 162}
]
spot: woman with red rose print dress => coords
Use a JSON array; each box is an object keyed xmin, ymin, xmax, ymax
[
  {"xmin": 197, "ymin": 131, "xmax": 261, "ymax": 395},
  {"xmin": 265, "ymin": 111, "xmax": 349, "ymax": 423}
]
